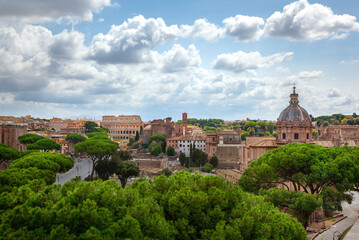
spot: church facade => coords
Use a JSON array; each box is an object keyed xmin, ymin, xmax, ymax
[{"xmin": 244, "ymin": 87, "xmax": 326, "ymax": 169}]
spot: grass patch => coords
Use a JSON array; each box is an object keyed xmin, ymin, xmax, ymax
[{"xmin": 340, "ymin": 225, "xmax": 353, "ymax": 240}]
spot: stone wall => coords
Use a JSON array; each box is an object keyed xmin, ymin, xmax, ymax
[
  {"xmin": 215, "ymin": 144, "xmax": 245, "ymax": 168},
  {"xmin": 0, "ymin": 124, "xmax": 27, "ymax": 151}
]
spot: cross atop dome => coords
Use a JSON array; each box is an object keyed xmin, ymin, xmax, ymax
[{"xmin": 289, "ymin": 86, "xmax": 299, "ymax": 106}]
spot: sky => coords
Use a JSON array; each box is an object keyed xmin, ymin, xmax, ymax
[{"xmin": 0, "ymin": 0, "xmax": 358, "ymax": 121}]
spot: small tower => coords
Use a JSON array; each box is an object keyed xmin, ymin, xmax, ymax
[{"xmin": 182, "ymin": 112, "xmax": 188, "ymax": 136}]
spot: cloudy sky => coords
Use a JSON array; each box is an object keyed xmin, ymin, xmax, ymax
[{"xmin": 0, "ymin": 0, "xmax": 358, "ymax": 121}]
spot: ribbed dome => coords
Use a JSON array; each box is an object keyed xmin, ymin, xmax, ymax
[
  {"xmin": 278, "ymin": 105, "xmax": 310, "ymax": 122},
  {"xmin": 278, "ymin": 87, "xmax": 310, "ymax": 122}
]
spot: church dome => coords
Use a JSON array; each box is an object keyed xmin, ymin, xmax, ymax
[{"xmin": 278, "ymin": 87, "xmax": 310, "ymax": 122}]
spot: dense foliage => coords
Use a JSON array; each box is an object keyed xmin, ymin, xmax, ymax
[
  {"xmin": 209, "ymin": 155, "xmax": 219, "ymax": 168},
  {"xmin": 201, "ymin": 163, "xmax": 213, "ymax": 173},
  {"xmin": 149, "ymin": 134, "xmax": 166, "ymax": 152},
  {"xmin": 18, "ymin": 133, "xmax": 45, "ymax": 145},
  {"xmin": 84, "ymin": 121, "xmax": 99, "ymax": 133},
  {"xmin": 259, "ymin": 188, "xmax": 322, "ymax": 227},
  {"xmin": 315, "ymin": 113, "xmax": 359, "ymax": 126},
  {"xmin": 95, "ymin": 151, "xmax": 139, "ymax": 187},
  {"xmin": 190, "ymin": 147, "xmax": 208, "ymax": 167},
  {"xmin": 239, "ymin": 143, "xmax": 359, "ymax": 216},
  {"xmin": 27, "ymin": 138, "xmax": 62, "ymax": 152},
  {"xmin": 0, "ymin": 143, "xmax": 19, "ymax": 164},
  {"xmin": 86, "ymin": 132, "xmax": 109, "ymax": 139},
  {"xmin": 167, "ymin": 146, "xmax": 175, "ymax": 156},
  {"xmin": 65, "ymin": 133, "xmax": 87, "ymax": 143},
  {"xmin": 149, "ymin": 141, "xmax": 162, "ymax": 156},
  {"xmin": 0, "ymin": 172, "xmax": 307, "ymax": 239},
  {"xmin": 74, "ymin": 138, "xmax": 119, "ymax": 180},
  {"xmin": 176, "ymin": 118, "xmax": 277, "ymax": 138},
  {"xmin": 0, "ymin": 152, "xmax": 73, "ymax": 193},
  {"xmin": 9, "ymin": 152, "xmax": 73, "ymax": 173}
]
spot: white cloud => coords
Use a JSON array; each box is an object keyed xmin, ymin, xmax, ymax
[
  {"xmin": 180, "ymin": 19, "xmax": 224, "ymax": 42},
  {"xmin": 276, "ymin": 66, "xmax": 290, "ymax": 73},
  {"xmin": 0, "ymin": 0, "xmax": 111, "ymax": 23},
  {"xmin": 328, "ymin": 88, "xmax": 341, "ymax": 98},
  {"xmin": 0, "ymin": 25, "xmax": 52, "ymax": 92},
  {"xmin": 99, "ymin": 18, "xmax": 105, "ymax": 22},
  {"xmin": 212, "ymin": 51, "xmax": 293, "ymax": 72},
  {"xmin": 160, "ymin": 44, "xmax": 202, "ymax": 72},
  {"xmin": 340, "ymin": 59, "xmax": 359, "ymax": 65},
  {"xmin": 88, "ymin": 15, "xmax": 179, "ymax": 64},
  {"xmin": 222, "ymin": 15, "xmax": 264, "ymax": 41},
  {"xmin": 264, "ymin": 0, "xmax": 359, "ymax": 41},
  {"xmin": 285, "ymin": 71, "xmax": 323, "ymax": 86},
  {"xmin": 49, "ymin": 30, "xmax": 86, "ymax": 60}
]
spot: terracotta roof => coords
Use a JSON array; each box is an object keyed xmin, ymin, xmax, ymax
[
  {"xmin": 216, "ymin": 129, "xmax": 241, "ymax": 135},
  {"xmin": 313, "ymin": 141, "xmax": 335, "ymax": 148},
  {"xmin": 167, "ymin": 134, "xmax": 206, "ymax": 141},
  {"xmin": 246, "ymin": 137, "xmax": 275, "ymax": 146},
  {"xmin": 250, "ymin": 139, "xmax": 279, "ymax": 147}
]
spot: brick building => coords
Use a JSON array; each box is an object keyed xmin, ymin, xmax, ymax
[{"xmin": 0, "ymin": 123, "xmax": 27, "ymax": 151}]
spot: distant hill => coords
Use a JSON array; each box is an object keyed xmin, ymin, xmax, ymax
[{"xmin": 314, "ymin": 113, "xmax": 359, "ymax": 126}]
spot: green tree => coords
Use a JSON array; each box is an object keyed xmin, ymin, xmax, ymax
[
  {"xmin": 27, "ymin": 139, "xmax": 61, "ymax": 152},
  {"xmin": 0, "ymin": 144, "xmax": 19, "ymax": 165},
  {"xmin": 209, "ymin": 155, "xmax": 219, "ymax": 168},
  {"xmin": 179, "ymin": 152, "xmax": 186, "ymax": 166},
  {"xmin": 74, "ymin": 139, "xmax": 119, "ymax": 181},
  {"xmin": 0, "ymin": 171, "xmax": 307, "ymax": 239},
  {"xmin": 162, "ymin": 167, "xmax": 173, "ymax": 177},
  {"xmin": 18, "ymin": 134, "xmax": 45, "ymax": 145},
  {"xmin": 244, "ymin": 121, "xmax": 258, "ymax": 136},
  {"xmin": 149, "ymin": 141, "xmax": 162, "ymax": 156},
  {"xmin": 9, "ymin": 152, "xmax": 74, "ymax": 173},
  {"xmin": 114, "ymin": 150, "xmax": 133, "ymax": 161},
  {"xmin": 149, "ymin": 134, "xmax": 166, "ymax": 152},
  {"xmin": 116, "ymin": 161, "xmax": 140, "ymax": 188},
  {"xmin": 94, "ymin": 158, "xmax": 118, "ymax": 180},
  {"xmin": 239, "ymin": 143, "xmax": 358, "ymax": 216},
  {"xmin": 312, "ymin": 129, "xmax": 319, "ymax": 138},
  {"xmin": 166, "ymin": 146, "xmax": 175, "ymax": 156},
  {"xmin": 99, "ymin": 126, "xmax": 109, "ymax": 133},
  {"xmin": 86, "ymin": 132, "xmax": 108, "ymax": 139},
  {"xmin": 135, "ymin": 131, "xmax": 140, "ymax": 141},
  {"xmin": 65, "ymin": 133, "xmax": 87, "ymax": 143},
  {"xmin": 190, "ymin": 148, "xmax": 208, "ymax": 167},
  {"xmin": 259, "ymin": 188, "xmax": 322, "ymax": 228},
  {"xmin": 84, "ymin": 121, "xmax": 99, "ymax": 133},
  {"xmin": 0, "ymin": 168, "xmax": 55, "ymax": 193},
  {"xmin": 241, "ymin": 132, "xmax": 250, "ymax": 141},
  {"xmin": 201, "ymin": 163, "xmax": 213, "ymax": 173},
  {"xmin": 127, "ymin": 137, "xmax": 135, "ymax": 146}
]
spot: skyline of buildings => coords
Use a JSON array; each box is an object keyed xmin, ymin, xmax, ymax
[{"xmin": 0, "ymin": 0, "xmax": 358, "ymax": 120}]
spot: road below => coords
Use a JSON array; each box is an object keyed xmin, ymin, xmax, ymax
[
  {"xmin": 315, "ymin": 191, "xmax": 359, "ymax": 240},
  {"xmin": 55, "ymin": 158, "xmax": 93, "ymax": 185}
]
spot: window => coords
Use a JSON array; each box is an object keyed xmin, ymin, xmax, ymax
[
  {"xmin": 283, "ymin": 133, "xmax": 286, "ymax": 139},
  {"xmin": 307, "ymin": 133, "xmax": 309, "ymax": 139},
  {"xmin": 294, "ymin": 133, "xmax": 299, "ymax": 139}
]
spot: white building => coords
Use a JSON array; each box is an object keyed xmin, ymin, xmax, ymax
[{"xmin": 178, "ymin": 134, "xmax": 206, "ymax": 156}]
